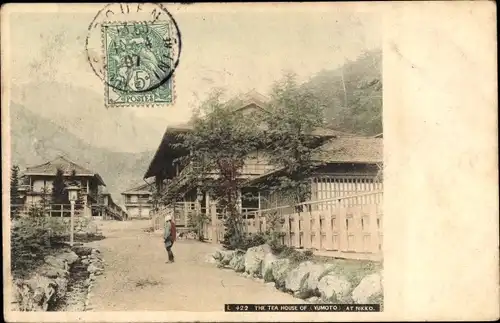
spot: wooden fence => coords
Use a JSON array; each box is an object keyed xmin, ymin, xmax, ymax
[{"xmin": 203, "ymin": 190, "xmax": 383, "ymax": 259}]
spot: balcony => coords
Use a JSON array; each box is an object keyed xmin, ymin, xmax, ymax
[
  {"xmin": 124, "ymin": 198, "xmax": 152, "ymax": 206},
  {"xmin": 159, "ymin": 162, "xmax": 277, "ymax": 199}
]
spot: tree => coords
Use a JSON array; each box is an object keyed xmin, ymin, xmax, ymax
[
  {"xmin": 10, "ymin": 165, "xmax": 21, "ymax": 219},
  {"xmin": 175, "ymin": 89, "xmax": 262, "ymax": 249},
  {"xmin": 51, "ymin": 168, "xmax": 67, "ymax": 205},
  {"xmin": 259, "ymin": 72, "xmax": 326, "ymax": 207},
  {"xmin": 39, "ymin": 186, "xmax": 51, "ymax": 216},
  {"xmin": 302, "ymin": 49, "xmax": 382, "ymax": 136}
]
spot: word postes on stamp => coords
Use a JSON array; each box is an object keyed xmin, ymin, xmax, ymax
[{"xmin": 85, "ymin": 3, "xmax": 181, "ymax": 107}]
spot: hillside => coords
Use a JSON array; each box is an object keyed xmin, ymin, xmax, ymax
[
  {"xmin": 10, "ymin": 102, "xmax": 155, "ymax": 204},
  {"xmin": 10, "ymin": 82, "xmax": 165, "ymax": 153},
  {"xmin": 303, "ymin": 49, "xmax": 382, "ymax": 136}
]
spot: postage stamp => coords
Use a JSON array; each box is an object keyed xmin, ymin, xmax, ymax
[
  {"xmin": 103, "ymin": 22, "xmax": 175, "ymax": 107},
  {"xmin": 2, "ymin": 2, "xmax": 498, "ymax": 322},
  {"xmin": 85, "ymin": 3, "xmax": 181, "ymax": 107}
]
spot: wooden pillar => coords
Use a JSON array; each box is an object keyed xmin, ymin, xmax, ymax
[{"xmin": 86, "ymin": 179, "xmax": 89, "ymax": 194}]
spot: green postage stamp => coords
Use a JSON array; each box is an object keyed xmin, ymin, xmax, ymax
[{"xmin": 102, "ymin": 22, "xmax": 178, "ymax": 107}]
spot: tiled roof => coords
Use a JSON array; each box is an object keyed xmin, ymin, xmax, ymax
[
  {"xmin": 245, "ymin": 136, "xmax": 383, "ymax": 185},
  {"xmin": 24, "ymin": 155, "xmax": 106, "ymax": 185},
  {"xmin": 122, "ymin": 183, "xmax": 153, "ymax": 195},
  {"xmin": 312, "ymin": 136, "xmax": 383, "ymax": 163}
]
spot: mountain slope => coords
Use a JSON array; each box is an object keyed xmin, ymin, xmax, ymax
[
  {"xmin": 10, "ymin": 102, "xmax": 156, "ymax": 204},
  {"xmin": 10, "ymin": 82, "xmax": 164, "ymax": 153},
  {"xmin": 303, "ymin": 49, "xmax": 382, "ymax": 136}
]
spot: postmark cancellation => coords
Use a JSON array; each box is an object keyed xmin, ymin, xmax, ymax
[{"xmin": 103, "ymin": 21, "xmax": 176, "ymax": 107}]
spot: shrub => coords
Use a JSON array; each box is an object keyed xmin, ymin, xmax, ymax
[
  {"xmin": 241, "ymin": 232, "xmax": 267, "ymax": 250},
  {"xmin": 11, "ymin": 216, "xmax": 70, "ymax": 278}
]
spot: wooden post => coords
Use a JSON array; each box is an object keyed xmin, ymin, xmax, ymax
[
  {"xmin": 338, "ymin": 206, "xmax": 348, "ymax": 252},
  {"xmin": 237, "ymin": 189, "xmax": 242, "ymax": 213},
  {"xmin": 210, "ymin": 195, "xmax": 217, "ymax": 243},
  {"xmin": 205, "ymin": 191, "xmax": 210, "ymax": 240},
  {"xmin": 303, "ymin": 209, "xmax": 312, "ymax": 249},
  {"xmin": 83, "ymin": 198, "xmax": 89, "ymax": 218},
  {"xmin": 315, "ymin": 211, "xmax": 322, "ymax": 250},
  {"xmin": 369, "ymin": 204, "xmax": 380, "ymax": 254},
  {"xmin": 60, "ymin": 204, "xmax": 63, "ymax": 218},
  {"xmin": 70, "ymin": 201, "xmax": 75, "ymax": 247},
  {"xmin": 257, "ymin": 191, "xmax": 261, "ymax": 218},
  {"xmin": 324, "ymin": 210, "xmax": 333, "ymax": 250}
]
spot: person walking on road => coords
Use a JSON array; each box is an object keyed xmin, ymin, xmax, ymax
[{"xmin": 164, "ymin": 213, "xmax": 176, "ymax": 263}]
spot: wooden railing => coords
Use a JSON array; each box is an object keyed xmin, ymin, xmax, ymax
[
  {"xmin": 10, "ymin": 203, "xmax": 90, "ymax": 218},
  {"xmin": 104, "ymin": 204, "xmax": 128, "ymax": 221},
  {"xmin": 160, "ymin": 162, "xmax": 277, "ymax": 198},
  {"xmin": 124, "ymin": 198, "xmax": 151, "ymax": 204}
]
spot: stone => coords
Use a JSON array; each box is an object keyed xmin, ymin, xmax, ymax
[
  {"xmin": 212, "ymin": 249, "xmax": 224, "ymax": 261},
  {"xmin": 351, "ymin": 273, "xmax": 382, "ymax": 304},
  {"xmin": 44, "ymin": 255, "xmax": 67, "ymax": 270},
  {"xmin": 271, "ymin": 258, "xmax": 291, "ymax": 288},
  {"xmin": 220, "ymin": 250, "xmax": 236, "ymax": 266},
  {"xmin": 83, "ymin": 278, "xmax": 91, "ymax": 288},
  {"xmin": 61, "ymin": 251, "xmax": 80, "ymax": 265},
  {"xmin": 307, "ymin": 296, "xmax": 321, "ymax": 303},
  {"xmin": 318, "ymin": 274, "xmax": 352, "ymax": 302},
  {"xmin": 261, "ymin": 252, "xmax": 278, "ymax": 282},
  {"xmin": 40, "ymin": 265, "xmax": 68, "ymax": 279},
  {"xmin": 24, "ymin": 275, "xmax": 58, "ymax": 311},
  {"xmin": 265, "ymin": 282, "xmax": 275, "ymax": 288},
  {"xmin": 54, "ymin": 277, "xmax": 68, "ymax": 298},
  {"xmin": 90, "ymin": 253, "xmax": 102, "ymax": 261},
  {"xmin": 205, "ymin": 254, "xmax": 218, "ymax": 264},
  {"xmin": 303, "ymin": 263, "xmax": 329, "ymax": 292},
  {"xmin": 229, "ymin": 251, "xmax": 246, "ymax": 272},
  {"xmin": 72, "ymin": 246, "xmax": 93, "ymax": 256},
  {"xmin": 284, "ymin": 261, "xmax": 315, "ymax": 293},
  {"xmin": 82, "ymin": 259, "xmax": 90, "ymax": 266},
  {"xmin": 87, "ymin": 263, "xmax": 103, "ymax": 274},
  {"xmin": 244, "ymin": 244, "xmax": 272, "ymax": 276}
]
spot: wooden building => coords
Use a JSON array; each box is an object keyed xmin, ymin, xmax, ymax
[
  {"xmin": 143, "ymin": 91, "xmax": 366, "ymax": 235},
  {"xmin": 95, "ymin": 192, "xmax": 129, "ymax": 221},
  {"xmin": 17, "ymin": 155, "xmax": 106, "ymax": 218},
  {"xmin": 121, "ymin": 183, "xmax": 153, "ymax": 219}
]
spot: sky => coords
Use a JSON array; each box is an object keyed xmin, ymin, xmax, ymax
[{"xmin": 5, "ymin": 3, "xmax": 381, "ymax": 150}]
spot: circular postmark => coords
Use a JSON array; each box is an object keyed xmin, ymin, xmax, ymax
[{"xmin": 85, "ymin": 3, "xmax": 181, "ymax": 94}]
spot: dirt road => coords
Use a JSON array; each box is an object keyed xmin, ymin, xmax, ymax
[{"xmin": 86, "ymin": 220, "xmax": 303, "ymax": 311}]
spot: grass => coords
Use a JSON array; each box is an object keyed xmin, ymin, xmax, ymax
[{"xmin": 315, "ymin": 256, "xmax": 382, "ymax": 287}]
